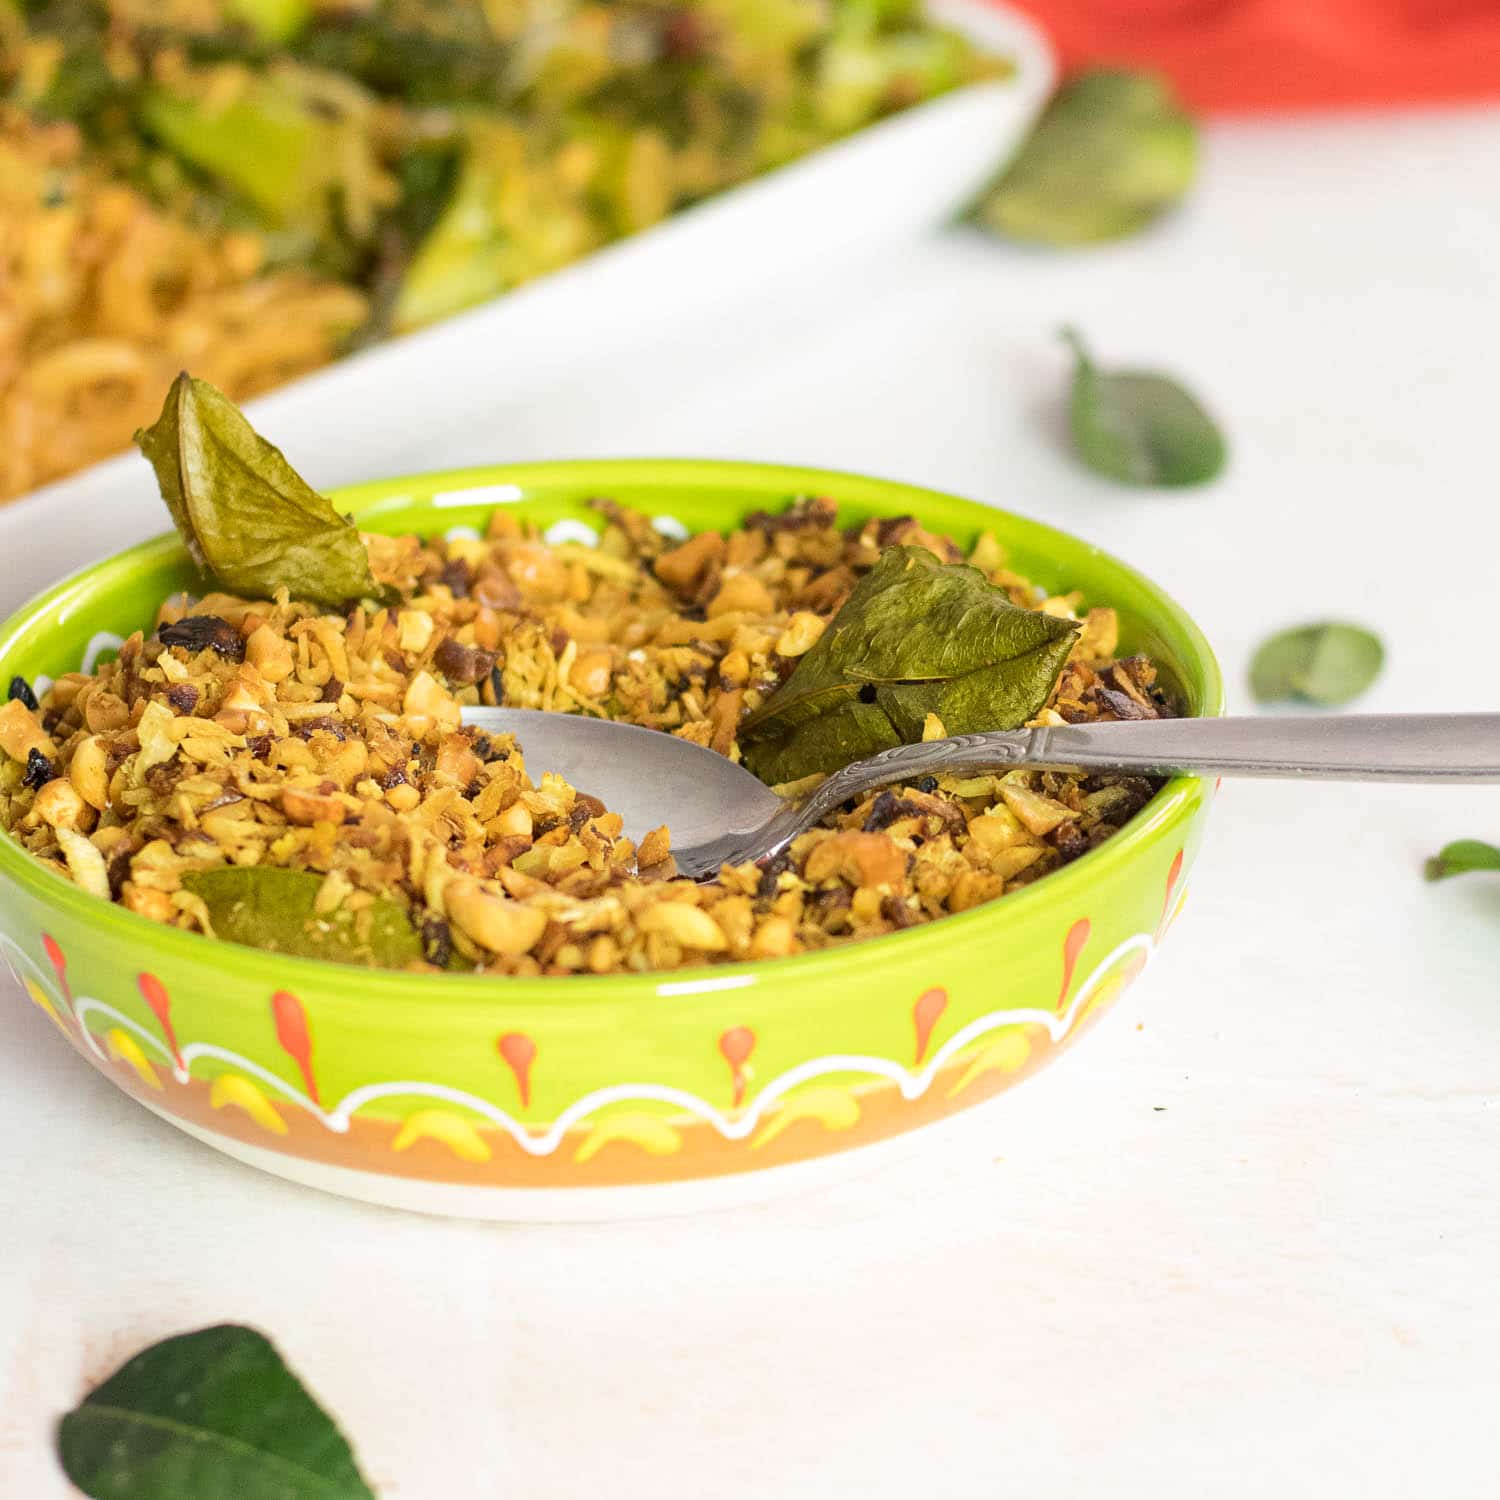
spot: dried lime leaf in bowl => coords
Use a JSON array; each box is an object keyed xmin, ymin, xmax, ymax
[
  {"xmin": 135, "ymin": 373, "xmax": 381, "ymax": 608},
  {"xmin": 1063, "ymin": 328, "xmax": 1226, "ymax": 488},
  {"xmin": 1250, "ymin": 622, "xmax": 1384, "ymax": 707},
  {"xmin": 972, "ymin": 68, "xmax": 1197, "ymax": 247},
  {"xmin": 182, "ymin": 866, "xmax": 424, "ymax": 968},
  {"xmin": 740, "ymin": 545, "xmax": 1078, "ymax": 784}
]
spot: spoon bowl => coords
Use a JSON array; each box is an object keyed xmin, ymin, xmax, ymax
[{"xmin": 464, "ymin": 708, "xmax": 785, "ymax": 863}]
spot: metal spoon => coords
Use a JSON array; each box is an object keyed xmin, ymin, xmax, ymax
[{"xmin": 461, "ymin": 708, "xmax": 1500, "ymax": 881}]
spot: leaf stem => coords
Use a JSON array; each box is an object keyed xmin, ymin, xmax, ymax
[{"xmin": 1058, "ymin": 325, "xmax": 1091, "ymax": 370}]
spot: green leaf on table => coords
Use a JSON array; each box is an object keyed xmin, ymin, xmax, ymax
[
  {"xmin": 1249, "ymin": 622, "xmax": 1384, "ymax": 707},
  {"xmin": 182, "ymin": 867, "xmax": 423, "ymax": 968},
  {"xmin": 740, "ymin": 545, "xmax": 1079, "ymax": 784},
  {"xmin": 56, "ymin": 1324, "xmax": 376, "ymax": 1500},
  {"xmin": 1063, "ymin": 328, "xmax": 1226, "ymax": 487},
  {"xmin": 135, "ymin": 374, "xmax": 380, "ymax": 609},
  {"xmin": 970, "ymin": 68, "xmax": 1197, "ymax": 247},
  {"xmin": 1424, "ymin": 839, "xmax": 1500, "ymax": 882}
]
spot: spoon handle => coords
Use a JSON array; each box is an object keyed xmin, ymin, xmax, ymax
[
  {"xmin": 1021, "ymin": 713, "xmax": 1500, "ymax": 782},
  {"xmin": 794, "ymin": 713, "xmax": 1500, "ymax": 827}
]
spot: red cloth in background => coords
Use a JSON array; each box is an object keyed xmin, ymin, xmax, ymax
[{"xmin": 999, "ymin": 0, "xmax": 1500, "ymax": 112}]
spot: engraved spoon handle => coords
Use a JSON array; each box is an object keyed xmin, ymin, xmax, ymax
[{"xmin": 790, "ymin": 713, "xmax": 1500, "ymax": 829}]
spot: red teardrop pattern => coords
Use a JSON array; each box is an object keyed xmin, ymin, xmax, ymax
[
  {"xmin": 719, "ymin": 1026, "xmax": 755, "ymax": 1109},
  {"xmin": 497, "ymin": 1032, "xmax": 536, "ymax": 1108},
  {"xmin": 1058, "ymin": 918, "xmax": 1091, "ymax": 1014},
  {"xmin": 42, "ymin": 932, "xmax": 73, "ymax": 1013},
  {"xmin": 1160, "ymin": 848, "xmax": 1185, "ymax": 930},
  {"xmin": 912, "ymin": 987, "xmax": 948, "ymax": 1065},
  {"xmin": 271, "ymin": 990, "xmax": 320, "ymax": 1106},
  {"xmin": 137, "ymin": 972, "xmax": 183, "ymax": 1070}
]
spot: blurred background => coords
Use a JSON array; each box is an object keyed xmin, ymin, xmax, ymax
[{"xmin": 5, "ymin": 0, "xmax": 1498, "ymax": 512}]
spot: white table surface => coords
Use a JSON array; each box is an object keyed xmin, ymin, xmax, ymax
[{"xmin": 4, "ymin": 106, "xmax": 1500, "ymax": 1498}]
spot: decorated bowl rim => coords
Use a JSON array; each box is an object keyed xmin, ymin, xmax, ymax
[{"xmin": 0, "ymin": 458, "xmax": 1224, "ymax": 1012}]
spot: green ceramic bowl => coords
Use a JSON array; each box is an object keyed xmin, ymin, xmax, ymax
[{"xmin": 0, "ymin": 461, "xmax": 1221, "ymax": 1218}]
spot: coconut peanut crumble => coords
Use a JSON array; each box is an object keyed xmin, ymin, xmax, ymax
[{"xmin": 0, "ymin": 498, "xmax": 1174, "ymax": 975}]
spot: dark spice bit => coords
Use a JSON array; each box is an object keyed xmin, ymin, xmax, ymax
[
  {"xmin": 872, "ymin": 514, "xmax": 915, "ymax": 546},
  {"xmin": 811, "ymin": 886, "xmax": 854, "ymax": 920},
  {"xmin": 433, "ymin": 637, "xmax": 498, "ymax": 686},
  {"xmin": 165, "ymin": 683, "xmax": 199, "ymax": 715},
  {"xmin": 294, "ymin": 716, "xmax": 348, "ymax": 742},
  {"xmin": 1051, "ymin": 821, "xmax": 1090, "ymax": 860},
  {"xmin": 321, "ymin": 678, "xmax": 345, "ymax": 703},
  {"xmin": 468, "ymin": 730, "xmax": 510, "ymax": 764},
  {"xmin": 438, "ymin": 558, "xmax": 471, "ymax": 598},
  {"xmin": 376, "ymin": 765, "xmax": 408, "ymax": 791},
  {"xmin": 569, "ymin": 793, "xmax": 607, "ymax": 831},
  {"xmin": 881, "ymin": 895, "xmax": 916, "ymax": 930},
  {"xmin": 756, "ymin": 849, "xmax": 791, "ymax": 901},
  {"xmin": 246, "ymin": 734, "xmax": 273, "ymax": 760},
  {"xmin": 8, "ymin": 676, "xmax": 37, "ymax": 710},
  {"xmin": 420, "ymin": 914, "xmax": 453, "ymax": 969},
  {"xmin": 157, "ymin": 615, "xmax": 245, "ymax": 661},
  {"xmin": 23, "ymin": 748, "xmax": 54, "ymax": 789},
  {"xmin": 534, "ymin": 918, "xmax": 568, "ymax": 968},
  {"xmin": 1097, "ymin": 687, "xmax": 1149, "ymax": 721},
  {"xmin": 870, "ymin": 515, "xmax": 964, "ymax": 562},
  {"xmin": 914, "ymin": 776, "xmax": 939, "ymax": 794},
  {"xmin": 106, "ymin": 843, "xmax": 134, "ymax": 899},
  {"xmin": 863, "ymin": 790, "xmax": 922, "ymax": 833},
  {"xmin": 1103, "ymin": 657, "xmax": 1174, "ymax": 719},
  {"xmin": 144, "ymin": 758, "xmax": 181, "ymax": 795},
  {"xmin": 746, "ymin": 496, "xmax": 838, "ymax": 535}
]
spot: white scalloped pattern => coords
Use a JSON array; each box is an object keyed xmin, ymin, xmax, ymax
[{"xmin": 0, "ymin": 929, "xmax": 1155, "ymax": 1158}]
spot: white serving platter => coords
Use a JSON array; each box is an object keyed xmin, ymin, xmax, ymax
[{"xmin": 0, "ymin": 1, "xmax": 1052, "ymax": 613}]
